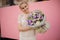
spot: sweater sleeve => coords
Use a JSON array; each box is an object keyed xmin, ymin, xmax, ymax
[{"xmin": 18, "ymin": 14, "xmax": 22, "ymax": 23}]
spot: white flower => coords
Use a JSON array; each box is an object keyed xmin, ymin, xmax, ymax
[{"xmin": 35, "ymin": 21, "xmax": 41, "ymax": 27}]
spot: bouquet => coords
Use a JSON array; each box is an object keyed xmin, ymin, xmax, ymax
[
  {"xmin": 27, "ymin": 10, "xmax": 49, "ymax": 33},
  {"xmin": 27, "ymin": 10, "xmax": 45, "ymax": 28}
]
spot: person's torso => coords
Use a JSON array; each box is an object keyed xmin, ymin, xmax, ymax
[{"xmin": 19, "ymin": 13, "xmax": 35, "ymax": 37}]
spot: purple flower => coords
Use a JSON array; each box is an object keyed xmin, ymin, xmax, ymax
[
  {"xmin": 40, "ymin": 16, "xmax": 44, "ymax": 19},
  {"xmin": 27, "ymin": 20, "xmax": 34, "ymax": 26},
  {"xmin": 33, "ymin": 13, "xmax": 39, "ymax": 19}
]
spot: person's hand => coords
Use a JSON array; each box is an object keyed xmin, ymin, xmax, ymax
[{"xmin": 32, "ymin": 26, "xmax": 40, "ymax": 30}]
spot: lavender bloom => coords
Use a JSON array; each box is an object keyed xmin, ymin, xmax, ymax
[
  {"xmin": 27, "ymin": 20, "xmax": 34, "ymax": 26},
  {"xmin": 33, "ymin": 13, "xmax": 39, "ymax": 19}
]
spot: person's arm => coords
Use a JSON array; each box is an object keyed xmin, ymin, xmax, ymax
[{"xmin": 18, "ymin": 23, "xmax": 33, "ymax": 32}]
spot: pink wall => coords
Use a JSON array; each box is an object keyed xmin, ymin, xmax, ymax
[
  {"xmin": 0, "ymin": 6, "xmax": 20, "ymax": 39},
  {"xmin": 0, "ymin": 8, "xmax": 1, "ymax": 35},
  {"xmin": 0, "ymin": 0, "xmax": 60, "ymax": 40}
]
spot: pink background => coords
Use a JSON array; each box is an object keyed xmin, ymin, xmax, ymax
[{"xmin": 0, "ymin": 0, "xmax": 60, "ymax": 40}]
